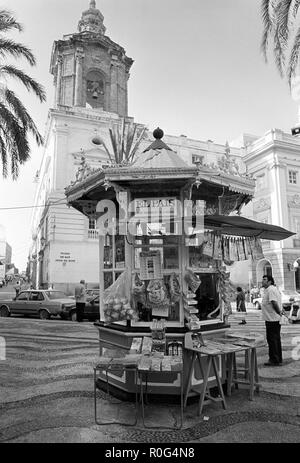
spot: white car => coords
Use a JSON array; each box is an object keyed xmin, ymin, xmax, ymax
[{"xmin": 253, "ymin": 289, "xmax": 300, "ymax": 310}]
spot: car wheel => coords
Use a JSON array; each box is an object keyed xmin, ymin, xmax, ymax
[
  {"xmin": 0, "ymin": 305, "xmax": 10, "ymax": 317},
  {"xmin": 70, "ymin": 311, "xmax": 77, "ymax": 322},
  {"xmin": 255, "ymin": 302, "xmax": 261, "ymax": 310},
  {"xmin": 39, "ymin": 309, "xmax": 50, "ymax": 320}
]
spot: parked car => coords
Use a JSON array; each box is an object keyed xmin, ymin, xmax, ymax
[
  {"xmin": 68, "ymin": 295, "xmax": 100, "ymax": 322},
  {"xmin": 86, "ymin": 288, "xmax": 100, "ymax": 301},
  {"xmin": 253, "ymin": 289, "xmax": 300, "ymax": 310},
  {"xmin": 0, "ymin": 290, "xmax": 76, "ymax": 320}
]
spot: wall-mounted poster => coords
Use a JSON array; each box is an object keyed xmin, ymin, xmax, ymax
[{"xmin": 139, "ymin": 250, "xmax": 162, "ymax": 280}]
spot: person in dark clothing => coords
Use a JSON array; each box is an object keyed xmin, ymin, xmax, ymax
[
  {"xmin": 261, "ymin": 275, "xmax": 283, "ymax": 366},
  {"xmin": 74, "ymin": 279, "xmax": 87, "ymax": 322},
  {"xmin": 236, "ymin": 286, "xmax": 247, "ymax": 325}
]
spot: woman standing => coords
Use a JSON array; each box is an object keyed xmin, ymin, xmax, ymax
[{"xmin": 236, "ymin": 287, "xmax": 247, "ymax": 325}]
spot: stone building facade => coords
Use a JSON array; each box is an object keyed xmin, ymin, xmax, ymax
[{"xmin": 29, "ymin": 1, "xmax": 300, "ymax": 294}]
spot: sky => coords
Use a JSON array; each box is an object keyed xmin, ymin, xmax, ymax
[{"xmin": 0, "ymin": 0, "xmax": 299, "ymax": 271}]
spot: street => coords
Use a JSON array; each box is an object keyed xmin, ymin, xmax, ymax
[{"xmin": 0, "ymin": 310, "xmax": 300, "ymax": 443}]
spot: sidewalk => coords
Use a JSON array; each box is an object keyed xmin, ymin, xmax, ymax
[{"xmin": 0, "ymin": 317, "xmax": 300, "ymax": 443}]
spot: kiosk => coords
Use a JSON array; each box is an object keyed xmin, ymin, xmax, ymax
[{"xmin": 65, "ymin": 128, "xmax": 294, "ymax": 399}]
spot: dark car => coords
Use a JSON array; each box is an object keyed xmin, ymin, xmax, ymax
[
  {"xmin": 68, "ymin": 295, "xmax": 100, "ymax": 322},
  {"xmin": 0, "ymin": 290, "xmax": 76, "ymax": 320}
]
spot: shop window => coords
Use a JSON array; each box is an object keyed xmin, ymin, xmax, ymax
[
  {"xmin": 132, "ymin": 235, "xmax": 182, "ymax": 324},
  {"xmin": 89, "ymin": 217, "xmax": 96, "ymax": 230},
  {"xmin": 289, "ymin": 170, "xmax": 298, "ymax": 184},
  {"xmin": 102, "ymin": 234, "xmax": 125, "ymax": 284}
]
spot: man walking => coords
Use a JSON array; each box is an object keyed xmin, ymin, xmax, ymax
[
  {"xmin": 14, "ymin": 280, "xmax": 21, "ymax": 298},
  {"xmin": 261, "ymin": 275, "xmax": 283, "ymax": 366},
  {"xmin": 74, "ymin": 279, "xmax": 86, "ymax": 322}
]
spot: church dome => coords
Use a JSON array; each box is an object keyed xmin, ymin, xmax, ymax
[{"xmin": 78, "ymin": 1, "xmax": 106, "ymax": 35}]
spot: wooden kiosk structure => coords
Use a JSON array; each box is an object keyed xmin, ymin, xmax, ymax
[{"xmin": 65, "ymin": 128, "xmax": 294, "ymax": 399}]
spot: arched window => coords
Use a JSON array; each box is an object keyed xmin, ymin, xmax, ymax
[{"xmin": 86, "ymin": 70, "xmax": 104, "ymax": 109}]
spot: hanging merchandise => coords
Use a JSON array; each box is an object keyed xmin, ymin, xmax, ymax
[
  {"xmin": 103, "ymin": 270, "xmax": 139, "ymax": 324},
  {"xmin": 139, "ymin": 250, "xmax": 162, "ymax": 280},
  {"xmin": 213, "ymin": 233, "xmax": 222, "ymax": 260},
  {"xmin": 185, "ymin": 269, "xmax": 201, "ymax": 293},
  {"xmin": 202, "ymin": 231, "xmax": 214, "ymax": 258},
  {"xmin": 237, "ymin": 238, "xmax": 246, "ymax": 261},
  {"xmin": 132, "ymin": 273, "xmax": 146, "ymax": 306},
  {"xmin": 244, "ymin": 237, "xmax": 253, "ymax": 259},
  {"xmin": 147, "ymin": 279, "xmax": 170, "ymax": 315},
  {"xmin": 252, "ymin": 237, "xmax": 264, "ymax": 260},
  {"xmin": 169, "ymin": 273, "xmax": 181, "ymax": 303},
  {"xmin": 222, "ymin": 237, "xmax": 234, "ymax": 265},
  {"xmin": 229, "ymin": 237, "xmax": 238, "ymax": 261},
  {"xmin": 217, "ymin": 267, "xmax": 236, "ymax": 318}
]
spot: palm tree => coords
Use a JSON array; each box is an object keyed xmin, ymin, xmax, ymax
[
  {"xmin": 261, "ymin": 0, "xmax": 300, "ymax": 86},
  {"xmin": 0, "ymin": 10, "xmax": 46, "ymax": 179},
  {"xmin": 94, "ymin": 118, "xmax": 146, "ymax": 166}
]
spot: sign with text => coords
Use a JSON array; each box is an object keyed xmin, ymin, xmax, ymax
[{"xmin": 55, "ymin": 252, "xmax": 76, "ymax": 263}]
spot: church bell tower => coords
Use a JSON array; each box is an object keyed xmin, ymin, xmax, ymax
[{"xmin": 50, "ymin": 0, "xmax": 133, "ymax": 117}]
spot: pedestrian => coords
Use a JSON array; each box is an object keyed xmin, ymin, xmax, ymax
[
  {"xmin": 74, "ymin": 279, "xmax": 86, "ymax": 322},
  {"xmin": 14, "ymin": 280, "xmax": 21, "ymax": 297},
  {"xmin": 261, "ymin": 274, "xmax": 283, "ymax": 366},
  {"xmin": 236, "ymin": 287, "xmax": 247, "ymax": 324}
]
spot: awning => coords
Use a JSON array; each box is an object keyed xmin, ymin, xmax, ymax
[{"xmin": 204, "ymin": 215, "xmax": 295, "ymax": 241}]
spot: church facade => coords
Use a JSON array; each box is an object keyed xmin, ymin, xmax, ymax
[{"xmin": 28, "ymin": 1, "xmax": 300, "ymax": 294}]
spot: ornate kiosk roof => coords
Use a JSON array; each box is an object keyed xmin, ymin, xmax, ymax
[{"xmin": 65, "ymin": 128, "xmax": 256, "ymax": 216}]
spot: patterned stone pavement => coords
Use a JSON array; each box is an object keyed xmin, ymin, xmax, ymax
[{"xmin": 0, "ymin": 311, "xmax": 300, "ymax": 443}]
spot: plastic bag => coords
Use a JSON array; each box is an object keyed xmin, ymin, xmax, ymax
[
  {"xmin": 185, "ymin": 269, "xmax": 201, "ymax": 293},
  {"xmin": 169, "ymin": 273, "xmax": 181, "ymax": 302},
  {"xmin": 132, "ymin": 273, "xmax": 146, "ymax": 305},
  {"xmin": 147, "ymin": 279, "xmax": 169, "ymax": 309},
  {"xmin": 103, "ymin": 270, "xmax": 139, "ymax": 324}
]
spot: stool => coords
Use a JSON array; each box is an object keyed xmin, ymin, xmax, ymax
[
  {"xmin": 184, "ymin": 350, "xmax": 227, "ymax": 416},
  {"xmin": 94, "ymin": 362, "xmax": 138, "ymax": 426},
  {"xmin": 226, "ymin": 347, "xmax": 260, "ymax": 400},
  {"xmin": 138, "ymin": 369, "xmax": 184, "ymax": 429}
]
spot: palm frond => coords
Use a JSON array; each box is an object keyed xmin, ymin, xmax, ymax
[
  {"xmin": 0, "ymin": 65, "xmax": 46, "ymax": 102},
  {"xmin": 274, "ymin": 0, "xmax": 294, "ymax": 73},
  {"xmin": 0, "ymin": 132, "xmax": 8, "ymax": 177},
  {"xmin": 128, "ymin": 126, "xmax": 147, "ymax": 162},
  {"xmin": 293, "ymin": 0, "xmax": 300, "ymax": 17},
  {"xmin": 109, "ymin": 127, "xmax": 119, "ymax": 164},
  {"xmin": 4, "ymin": 88, "xmax": 43, "ymax": 145},
  {"xmin": 261, "ymin": 0, "xmax": 273, "ymax": 61},
  {"xmin": 287, "ymin": 25, "xmax": 300, "ymax": 86},
  {"xmin": 0, "ymin": 38, "xmax": 36, "ymax": 65},
  {"xmin": 0, "ymin": 10, "xmax": 45, "ymax": 179},
  {"xmin": 107, "ymin": 120, "xmax": 146, "ymax": 165},
  {"xmin": 0, "ymin": 10, "xmax": 22, "ymax": 33},
  {"xmin": 0, "ymin": 102, "xmax": 30, "ymax": 178}
]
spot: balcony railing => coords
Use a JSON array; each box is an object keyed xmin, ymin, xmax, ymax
[{"xmin": 88, "ymin": 229, "xmax": 99, "ymax": 240}]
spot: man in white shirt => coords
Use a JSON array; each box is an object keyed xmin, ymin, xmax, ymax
[
  {"xmin": 74, "ymin": 279, "xmax": 87, "ymax": 322},
  {"xmin": 261, "ymin": 275, "xmax": 283, "ymax": 366}
]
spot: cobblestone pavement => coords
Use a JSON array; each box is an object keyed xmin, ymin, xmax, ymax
[{"xmin": 0, "ymin": 311, "xmax": 300, "ymax": 443}]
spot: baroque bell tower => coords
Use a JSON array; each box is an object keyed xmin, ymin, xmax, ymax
[{"xmin": 50, "ymin": 0, "xmax": 133, "ymax": 117}]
